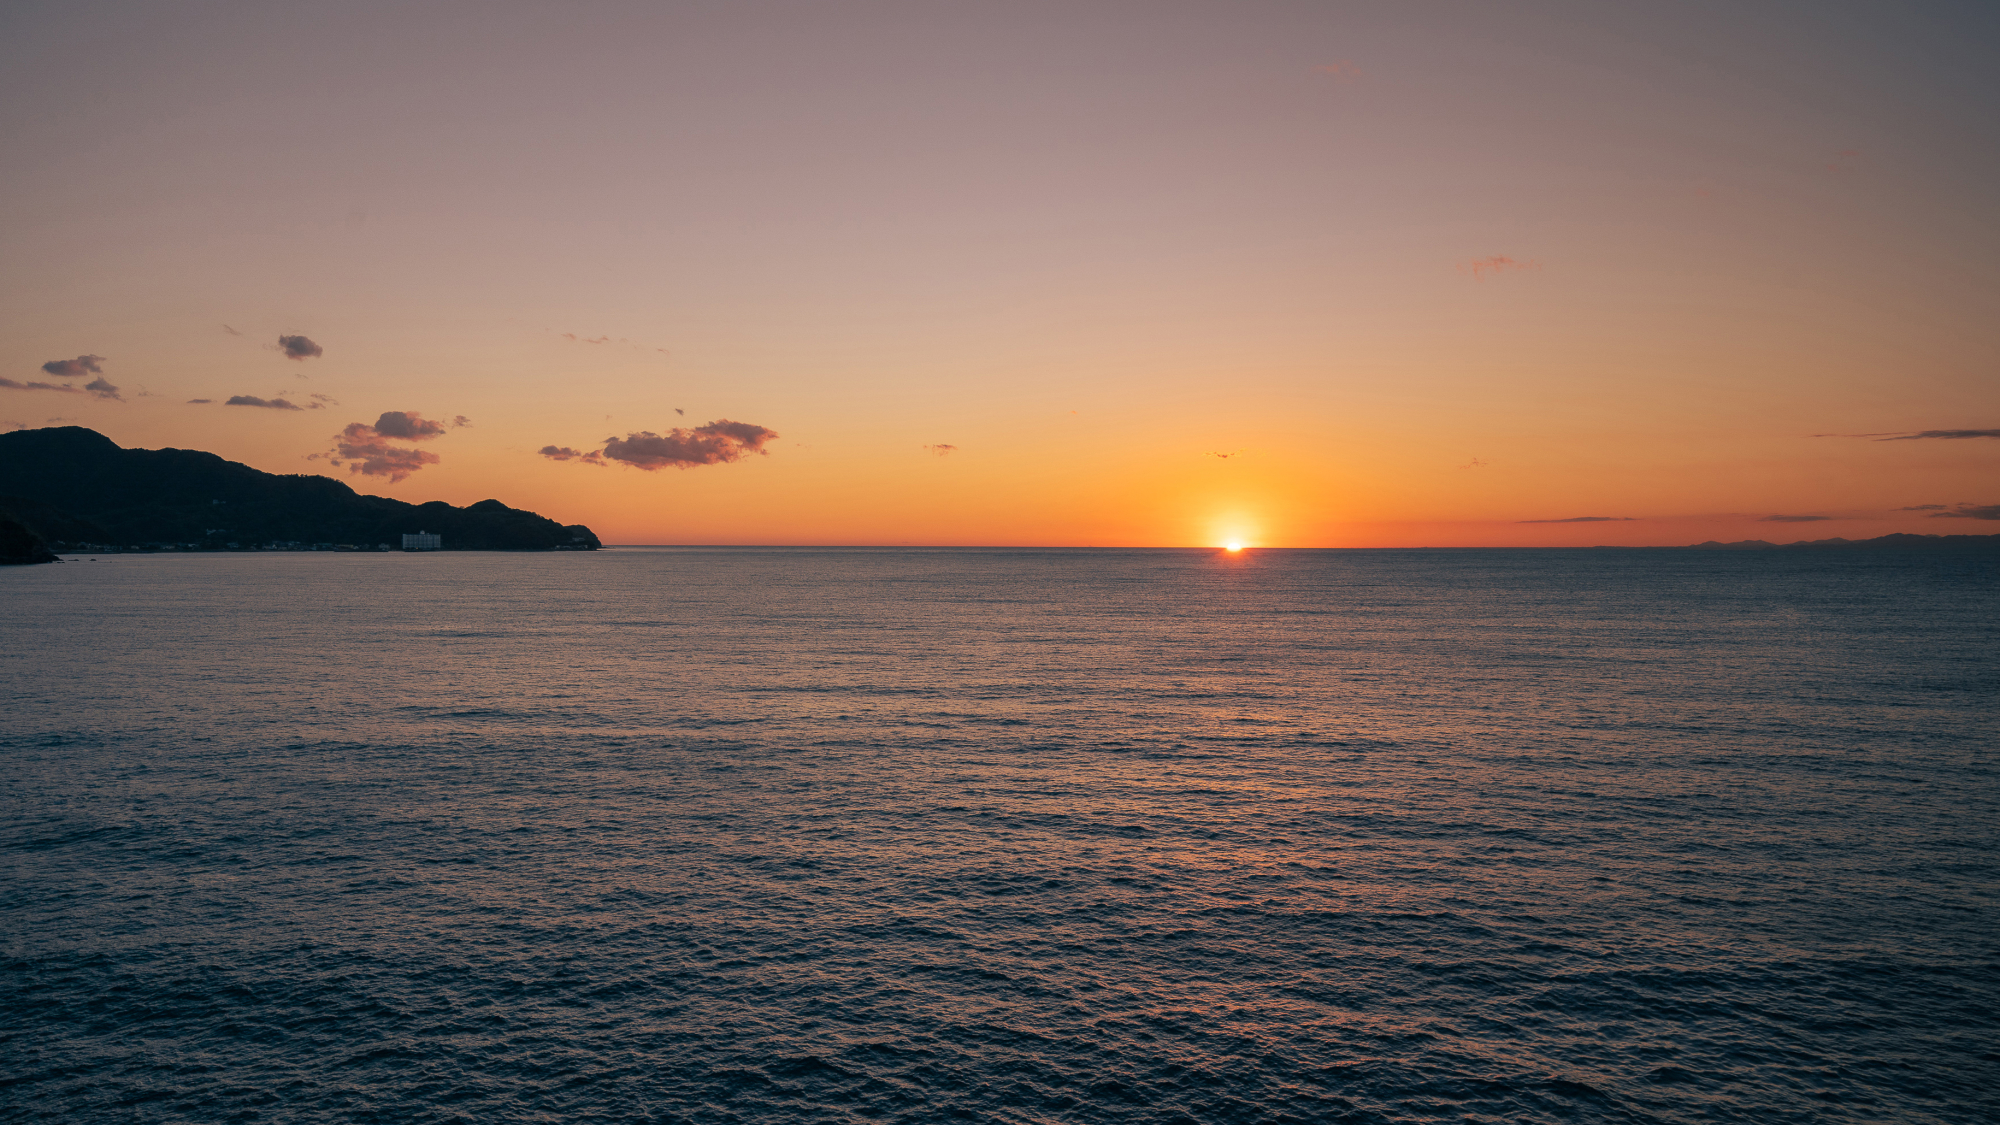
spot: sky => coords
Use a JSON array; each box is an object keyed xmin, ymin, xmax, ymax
[{"xmin": 3, "ymin": 0, "xmax": 1995, "ymax": 546}]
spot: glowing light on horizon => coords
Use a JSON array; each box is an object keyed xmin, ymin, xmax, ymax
[{"xmin": 1225, "ymin": 541, "xmax": 1243, "ymax": 552}]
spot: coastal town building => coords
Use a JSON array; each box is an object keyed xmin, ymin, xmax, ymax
[{"xmin": 401, "ymin": 531, "xmax": 442, "ymax": 551}]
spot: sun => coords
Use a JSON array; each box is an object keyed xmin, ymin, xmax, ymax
[{"xmin": 1225, "ymin": 541, "xmax": 1243, "ymax": 552}]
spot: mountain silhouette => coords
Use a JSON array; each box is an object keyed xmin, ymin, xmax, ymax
[{"xmin": 0, "ymin": 427, "xmax": 598, "ymax": 551}]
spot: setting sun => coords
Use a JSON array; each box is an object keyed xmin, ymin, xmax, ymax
[{"xmin": 1225, "ymin": 542, "xmax": 1243, "ymax": 552}]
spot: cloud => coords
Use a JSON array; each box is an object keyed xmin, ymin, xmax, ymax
[
  {"xmin": 546, "ymin": 419, "xmax": 778, "ymax": 470},
  {"xmin": 222, "ymin": 324, "xmax": 243, "ymax": 336},
  {"xmin": 278, "ymin": 334, "xmax": 323, "ymax": 360},
  {"xmin": 924, "ymin": 443, "xmax": 957, "ymax": 456},
  {"xmin": 560, "ymin": 333, "xmax": 611, "ymax": 344},
  {"xmin": 226, "ymin": 394, "xmax": 306, "ymax": 410},
  {"xmin": 187, "ymin": 398, "xmax": 213, "ymax": 404},
  {"xmin": 1817, "ymin": 429, "xmax": 2000, "ymax": 441},
  {"xmin": 1898, "ymin": 504, "xmax": 1946, "ymax": 511},
  {"xmin": 370, "ymin": 410, "xmax": 449, "ymax": 439},
  {"xmin": 604, "ymin": 420, "xmax": 778, "ymax": 469},
  {"xmin": 1930, "ymin": 504, "xmax": 2000, "ymax": 521},
  {"xmin": 330, "ymin": 426, "xmax": 441, "ymax": 481},
  {"xmin": 1517, "ymin": 516, "xmax": 1637, "ymax": 523},
  {"xmin": 452, "ymin": 415, "xmax": 471, "ymax": 428},
  {"xmin": 4, "ymin": 369, "xmax": 123, "ymax": 401},
  {"xmin": 311, "ymin": 393, "xmax": 338, "ymax": 405},
  {"xmin": 1878, "ymin": 429, "xmax": 2000, "ymax": 441},
  {"xmin": 41, "ymin": 355, "xmax": 105, "ymax": 377},
  {"xmin": 1464, "ymin": 256, "xmax": 1540, "ymax": 280},
  {"xmin": 1759, "ymin": 514, "xmax": 1835, "ymax": 522},
  {"xmin": 321, "ymin": 411, "xmax": 454, "ymax": 482}
]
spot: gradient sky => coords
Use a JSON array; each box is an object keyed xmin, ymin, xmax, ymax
[{"xmin": 4, "ymin": 1, "xmax": 1995, "ymax": 546}]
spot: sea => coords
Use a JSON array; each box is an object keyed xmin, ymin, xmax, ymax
[{"xmin": 2, "ymin": 547, "xmax": 1995, "ymax": 1124}]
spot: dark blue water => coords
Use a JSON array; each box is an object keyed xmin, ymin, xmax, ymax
[{"xmin": 3, "ymin": 548, "xmax": 1995, "ymax": 1123}]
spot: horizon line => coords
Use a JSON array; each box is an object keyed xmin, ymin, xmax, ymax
[{"xmin": 597, "ymin": 537, "xmax": 1988, "ymax": 550}]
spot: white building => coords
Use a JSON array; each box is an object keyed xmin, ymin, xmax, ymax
[{"xmin": 401, "ymin": 530, "xmax": 442, "ymax": 551}]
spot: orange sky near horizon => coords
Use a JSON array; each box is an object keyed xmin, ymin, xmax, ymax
[{"xmin": 3, "ymin": 1, "xmax": 1994, "ymax": 547}]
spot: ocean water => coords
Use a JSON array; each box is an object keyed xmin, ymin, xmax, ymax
[{"xmin": 2, "ymin": 547, "xmax": 1995, "ymax": 1124}]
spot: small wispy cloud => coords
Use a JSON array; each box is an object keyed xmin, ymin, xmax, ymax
[
  {"xmin": 558, "ymin": 331, "xmax": 674, "ymax": 354},
  {"xmin": 1878, "ymin": 429, "xmax": 2000, "ymax": 441},
  {"xmin": 1463, "ymin": 256, "xmax": 1540, "ymax": 281},
  {"xmin": 451, "ymin": 414, "xmax": 471, "ymax": 428},
  {"xmin": 539, "ymin": 445, "xmax": 604, "ymax": 465},
  {"xmin": 187, "ymin": 398, "xmax": 213, "ymax": 404},
  {"xmin": 1931, "ymin": 503, "xmax": 2000, "ymax": 521},
  {"xmin": 924, "ymin": 443, "xmax": 957, "ymax": 456},
  {"xmin": 225, "ymin": 395, "xmax": 308, "ymax": 411},
  {"xmin": 1816, "ymin": 429, "xmax": 2000, "ymax": 441},
  {"xmin": 41, "ymin": 355, "xmax": 105, "ymax": 378},
  {"xmin": 1517, "ymin": 516, "xmax": 1637, "ymax": 524},
  {"xmin": 278, "ymin": 334, "xmax": 323, "ymax": 360},
  {"xmin": 1897, "ymin": 504, "xmax": 1946, "ymax": 511},
  {"xmin": 1759, "ymin": 514, "xmax": 1835, "ymax": 523},
  {"xmin": 1208, "ymin": 449, "xmax": 1243, "ymax": 459},
  {"xmin": 222, "ymin": 324, "xmax": 243, "ymax": 336}
]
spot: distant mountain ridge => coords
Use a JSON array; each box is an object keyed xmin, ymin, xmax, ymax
[
  {"xmin": 1678, "ymin": 533, "xmax": 2000, "ymax": 550},
  {"xmin": 0, "ymin": 426, "xmax": 599, "ymax": 551}
]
